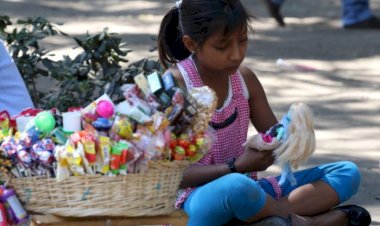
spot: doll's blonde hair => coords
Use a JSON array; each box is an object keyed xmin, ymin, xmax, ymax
[{"xmin": 274, "ymin": 102, "xmax": 316, "ymax": 169}]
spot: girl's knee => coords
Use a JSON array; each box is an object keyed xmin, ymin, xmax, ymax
[
  {"xmin": 343, "ymin": 161, "xmax": 361, "ymax": 189},
  {"xmin": 222, "ymin": 173, "xmax": 264, "ymax": 199},
  {"xmin": 330, "ymin": 161, "xmax": 362, "ymax": 202},
  {"xmin": 185, "ymin": 173, "xmax": 266, "ymax": 224},
  {"xmin": 219, "ymin": 173, "xmax": 266, "ymax": 218},
  {"xmin": 339, "ymin": 161, "xmax": 361, "ymax": 187}
]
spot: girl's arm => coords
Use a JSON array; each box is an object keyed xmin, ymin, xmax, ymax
[
  {"xmin": 179, "ymin": 150, "xmax": 275, "ymax": 188},
  {"xmin": 239, "ymin": 65, "xmax": 278, "ymax": 132}
]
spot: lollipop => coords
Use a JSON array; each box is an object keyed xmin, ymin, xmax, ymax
[
  {"xmin": 96, "ymin": 100, "xmax": 114, "ymax": 118},
  {"xmin": 35, "ymin": 111, "xmax": 56, "ymax": 134}
]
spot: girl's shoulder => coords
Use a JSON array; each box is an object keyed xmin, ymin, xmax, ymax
[{"xmin": 238, "ymin": 65, "xmax": 261, "ymax": 91}]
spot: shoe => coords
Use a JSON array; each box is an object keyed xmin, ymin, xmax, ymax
[
  {"xmin": 334, "ymin": 204, "xmax": 371, "ymax": 226},
  {"xmin": 344, "ymin": 16, "xmax": 380, "ymax": 29},
  {"xmin": 263, "ymin": 0, "xmax": 285, "ymax": 26}
]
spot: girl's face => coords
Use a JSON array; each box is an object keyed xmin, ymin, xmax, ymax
[{"xmin": 195, "ymin": 27, "xmax": 248, "ymax": 76}]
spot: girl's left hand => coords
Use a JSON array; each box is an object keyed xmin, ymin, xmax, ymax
[{"xmin": 235, "ymin": 147, "xmax": 275, "ymax": 173}]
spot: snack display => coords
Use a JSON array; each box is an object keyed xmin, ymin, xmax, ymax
[{"xmin": 0, "ymin": 71, "xmax": 218, "ymax": 217}]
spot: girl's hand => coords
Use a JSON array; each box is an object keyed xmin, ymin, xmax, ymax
[{"xmin": 235, "ymin": 147, "xmax": 275, "ymax": 173}]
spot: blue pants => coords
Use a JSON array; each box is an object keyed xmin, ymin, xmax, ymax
[
  {"xmin": 271, "ymin": 0, "xmax": 373, "ymax": 26},
  {"xmin": 342, "ymin": 0, "xmax": 372, "ymax": 25},
  {"xmin": 183, "ymin": 161, "xmax": 361, "ymax": 226}
]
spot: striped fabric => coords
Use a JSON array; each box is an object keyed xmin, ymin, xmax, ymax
[
  {"xmin": 265, "ymin": 176, "xmax": 283, "ymax": 200},
  {"xmin": 175, "ymin": 57, "xmax": 257, "ymax": 208}
]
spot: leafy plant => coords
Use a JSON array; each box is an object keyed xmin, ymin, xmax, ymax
[
  {"xmin": 1, "ymin": 16, "xmax": 59, "ymax": 105},
  {"xmin": 1, "ymin": 15, "xmax": 163, "ymax": 111},
  {"xmin": 0, "ymin": 15, "xmax": 11, "ymax": 37}
]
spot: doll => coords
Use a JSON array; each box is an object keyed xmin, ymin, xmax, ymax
[{"xmin": 245, "ymin": 102, "xmax": 316, "ymax": 186}]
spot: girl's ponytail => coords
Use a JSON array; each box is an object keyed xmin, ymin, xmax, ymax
[{"xmin": 158, "ymin": 7, "xmax": 190, "ymax": 70}]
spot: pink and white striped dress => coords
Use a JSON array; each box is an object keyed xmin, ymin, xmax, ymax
[{"xmin": 175, "ymin": 56, "xmax": 257, "ymax": 208}]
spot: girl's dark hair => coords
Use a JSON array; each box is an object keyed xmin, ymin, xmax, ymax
[{"xmin": 158, "ymin": 0, "xmax": 253, "ymax": 69}]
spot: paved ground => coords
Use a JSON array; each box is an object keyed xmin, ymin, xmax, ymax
[{"xmin": 2, "ymin": 0, "xmax": 380, "ymax": 224}]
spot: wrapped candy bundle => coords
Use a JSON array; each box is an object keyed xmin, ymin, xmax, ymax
[
  {"xmin": 0, "ymin": 71, "xmax": 219, "ymax": 218},
  {"xmin": 0, "ymin": 71, "xmax": 218, "ymax": 182}
]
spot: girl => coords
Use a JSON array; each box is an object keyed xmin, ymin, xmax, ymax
[{"xmin": 158, "ymin": 0, "xmax": 371, "ymax": 225}]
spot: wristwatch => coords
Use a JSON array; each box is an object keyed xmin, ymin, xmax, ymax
[{"xmin": 226, "ymin": 158, "xmax": 237, "ymax": 173}]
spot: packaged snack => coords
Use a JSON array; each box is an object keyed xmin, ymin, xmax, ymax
[
  {"xmin": 133, "ymin": 73, "xmax": 150, "ymax": 98},
  {"xmin": 115, "ymin": 101, "xmax": 151, "ymax": 124},
  {"xmin": 54, "ymin": 145, "xmax": 71, "ymax": 182},
  {"xmin": 110, "ymin": 143, "xmax": 122, "ymax": 175},
  {"xmin": 77, "ymin": 142, "xmax": 94, "ymax": 175},
  {"xmin": 65, "ymin": 144, "xmax": 85, "ymax": 176},
  {"xmin": 189, "ymin": 86, "xmax": 218, "ymax": 133},
  {"xmin": 96, "ymin": 136, "xmax": 111, "ymax": 174},
  {"xmin": 81, "ymin": 135, "xmax": 96, "ymax": 164},
  {"xmin": 110, "ymin": 115, "xmax": 134, "ymax": 141},
  {"xmin": 0, "ymin": 202, "xmax": 7, "ymax": 226},
  {"xmin": 0, "ymin": 186, "xmax": 29, "ymax": 225}
]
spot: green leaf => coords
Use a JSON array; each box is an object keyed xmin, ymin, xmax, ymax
[{"xmin": 73, "ymin": 37, "xmax": 83, "ymax": 46}]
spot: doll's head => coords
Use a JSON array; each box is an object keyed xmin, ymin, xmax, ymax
[{"xmin": 274, "ymin": 102, "xmax": 316, "ymax": 169}]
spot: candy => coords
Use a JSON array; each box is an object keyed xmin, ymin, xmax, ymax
[
  {"xmin": 92, "ymin": 117, "xmax": 113, "ymax": 130},
  {"xmin": 16, "ymin": 149, "xmax": 32, "ymax": 167},
  {"xmin": 173, "ymin": 146, "xmax": 185, "ymax": 160},
  {"xmin": 96, "ymin": 100, "xmax": 114, "ymax": 118},
  {"xmin": 35, "ymin": 111, "xmax": 56, "ymax": 134},
  {"xmin": 110, "ymin": 144, "xmax": 122, "ymax": 175}
]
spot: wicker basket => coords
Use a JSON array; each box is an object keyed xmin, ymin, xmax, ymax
[{"xmin": 8, "ymin": 160, "xmax": 189, "ymax": 217}]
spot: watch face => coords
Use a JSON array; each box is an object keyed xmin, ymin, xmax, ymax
[{"xmin": 227, "ymin": 158, "xmax": 237, "ymax": 172}]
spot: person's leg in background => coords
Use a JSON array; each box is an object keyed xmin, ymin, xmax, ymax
[
  {"xmin": 264, "ymin": 0, "xmax": 286, "ymax": 26},
  {"xmin": 264, "ymin": 0, "xmax": 380, "ymax": 29},
  {"xmin": 342, "ymin": 0, "xmax": 380, "ymax": 29}
]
